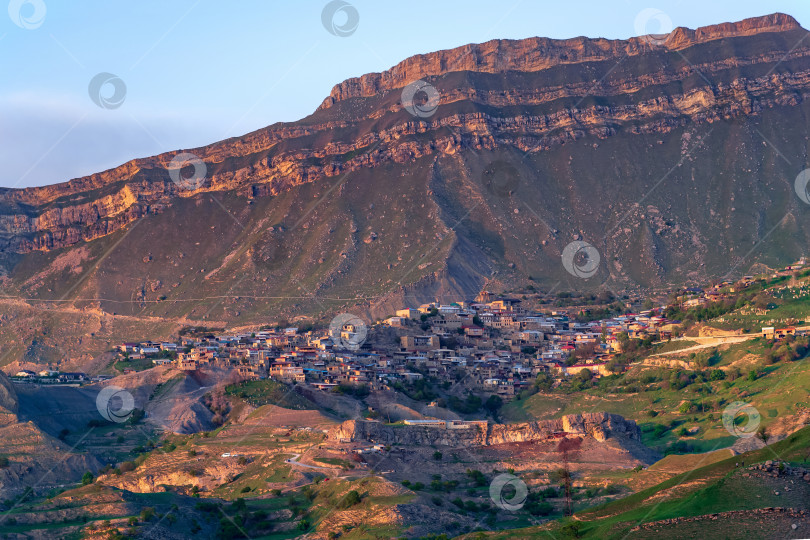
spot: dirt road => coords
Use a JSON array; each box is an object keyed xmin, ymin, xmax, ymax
[
  {"xmin": 285, "ymin": 453, "xmax": 336, "ymax": 471},
  {"xmin": 650, "ymin": 335, "xmax": 753, "ymax": 357}
]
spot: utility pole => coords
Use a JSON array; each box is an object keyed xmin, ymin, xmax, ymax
[{"xmin": 556, "ymin": 436, "xmax": 583, "ymax": 516}]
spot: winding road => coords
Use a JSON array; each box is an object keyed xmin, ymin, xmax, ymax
[{"xmin": 285, "ymin": 453, "xmax": 337, "ymax": 471}]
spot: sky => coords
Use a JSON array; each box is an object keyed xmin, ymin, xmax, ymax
[{"xmin": 2, "ymin": 0, "xmax": 809, "ymax": 188}]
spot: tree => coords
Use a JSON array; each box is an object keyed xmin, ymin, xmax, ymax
[
  {"xmin": 484, "ymin": 395, "xmax": 503, "ymax": 415},
  {"xmin": 81, "ymin": 472, "xmax": 94, "ymax": 486},
  {"xmin": 526, "ymin": 500, "xmax": 553, "ymax": 516},
  {"xmin": 571, "ymin": 342, "xmax": 598, "ymax": 362},
  {"xmin": 466, "ymin": 469, "xmax": 487, "ymax": 486},
  {"xmin": 432, "ymin": 451, "xmax": 443, "ymax": 461},
  {"xmin": 534, "ymin": 372, "xmax": 554, "ymax": 392},
  {"xmin": 560, "ymin": 521, "xmax": 583, "ymax": 538},
  {"xmin": 339, "ymin": 490, "xmax": 361, "ymax": 508}
]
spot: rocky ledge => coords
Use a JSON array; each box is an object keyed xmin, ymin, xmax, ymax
[
  {"xmin": 2, "ymin": 13, "xmax": 807, "ymax": 256},
  {"xmin": 319, "ymin": 13, "xmax": 801, "ymax": 108},
  {"xmin": 327, "ymin": 412, "xmax": 640, "ymax": 446}
]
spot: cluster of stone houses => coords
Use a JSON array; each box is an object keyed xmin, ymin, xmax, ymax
[
  {"xmin": 12, "ymin": 264, "xmax": 806, "ymax": 391},
  {"xmin": 109, "ymin": 292, "xmax": 679, "ymax": 399},
  {"xmin": 11, "ymin": 370, "xmax": 104, "ymax": 384}
]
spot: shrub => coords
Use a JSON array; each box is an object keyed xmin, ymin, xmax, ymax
[
  {"xmin": 560, "ymin": 521, "xmax": 583, "ymax": 538},
  {"xmin": 526, "ymin": 500, "xmax": 553, "ymax": 516},
  {"xmin": 466, "ymin": 469, "xmax": 487, "ymax": 486},
  {"xmin": 339, "ymin": 490, "xmax": 361, "ymax": 508}
]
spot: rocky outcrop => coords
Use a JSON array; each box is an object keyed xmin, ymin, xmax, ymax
[
  {"xmin": 0, "ymin": 371, "xmax": 18, "ymax": 427},
  {"xmin": 630, "ymin": 508, "xmax": 809, "ymax": 533},
  {"xmin": 319, "ymin": 13, "xmax": 801, "ymax": 108},
  {"xmin": 327, "ymin": 413, "xmax": 640, "ymax": 446},
  {"xmin": 1, "ymin": 14, "xmax": 808, "ymax": 257}
]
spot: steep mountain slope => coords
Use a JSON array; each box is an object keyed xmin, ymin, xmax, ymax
[
  {"xmin": 464, "ymin": 425, "xmax": 810, "ymax": 539},
  {"xmin": 1, "ymin": 13, "xmax": 810, "ymax": 346}
]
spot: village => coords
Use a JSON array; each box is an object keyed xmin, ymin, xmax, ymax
[
  {"xmin": 13, "ymin": 293, "xmax": 667, "ymax": 394},
  {"xmin": 0, "ymin": 293, "xmax": 750, "ymax": 393},
  {"xmin": 12, "ymin": 259, "xmax": 810, "ymax": 399}
]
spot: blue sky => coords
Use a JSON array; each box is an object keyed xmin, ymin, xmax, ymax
[{"xmin": 2, "ymin": 0, "xmax": 809, "ymax": 188}]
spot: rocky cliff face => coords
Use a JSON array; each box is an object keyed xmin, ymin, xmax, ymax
[
  {"xmin": 319, "ymin": 13, "xmax": 801, "ymax": 108},
  {"xmin": 1, "ymin": 13, "xmax": 809, "ymax": 334},
  {"xmin": 327, "ymin": 413, "xmax": 640, "ymax": 446},
  {"xmin": 1, "ymin": 13, "xmax": 808, "ymax": 256}
]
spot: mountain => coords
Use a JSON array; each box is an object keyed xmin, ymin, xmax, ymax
[{"xmin": 2, "ymin": 13, "xmax": 810, "ymax": 357}]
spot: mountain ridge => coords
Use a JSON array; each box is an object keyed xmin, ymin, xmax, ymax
[
  {"xmin": 0, "ymin": 13, "xmax": 809, "ymax": 336},
  {"xmin": 3, "ymin": 13, "xmax": 810, "ymax": 257},
  {"xmin": 0, "ymin": 13, "xmax": 802, "ymax": 209},
  {"xmin": 319, "ymin": 12, "xmax": 802, "ymax": 109}
]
